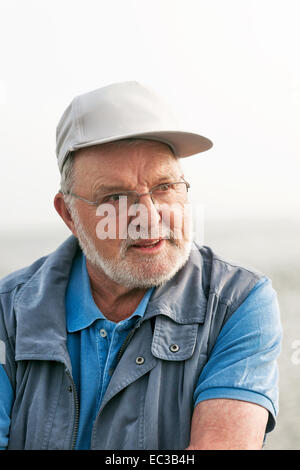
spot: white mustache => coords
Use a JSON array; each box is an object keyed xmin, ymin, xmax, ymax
[
  {"xmin": 125, "ymin": 225, "xmax": 177, "ymax": 245},
  {"xmin": 121, "ymin": 232, "xmax": 179, "ymax": 259}
]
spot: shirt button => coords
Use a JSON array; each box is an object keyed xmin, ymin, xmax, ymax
[
  {"xmin": 99, "ymin": 328, "xmax": 107, "ymax": 338},
  {"xmin": 169, "ymin": 344, "xmax": 180, "ymax": 353},
  {"xmin": 136, "ymin": 356, "xmax": 145, "ymax": 365}
]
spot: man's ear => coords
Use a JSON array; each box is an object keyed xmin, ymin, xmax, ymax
[{"xmin": 54, "ymin": 192, "xmax": 77, "ymax": 236}]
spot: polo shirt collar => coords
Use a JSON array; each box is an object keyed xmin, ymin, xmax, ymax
[
  {"xmin": 66, "ymin": 250, "xmax": 106, "ymax": 333},
  {"xmin": 66, "ymin": 250, "xmax": 154, "ymax": 333}
]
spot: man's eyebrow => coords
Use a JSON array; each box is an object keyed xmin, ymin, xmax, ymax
[
  {"xmin": 93, "ymin": 184, "xmax": 132, "ymax": 195},
  {"xmin": 153, "ymin": 175, "xmax": 180, "ymax": 185},
  {"xmin": 93, "ymin": 175, "xmax": 181, "ymax": 195}
]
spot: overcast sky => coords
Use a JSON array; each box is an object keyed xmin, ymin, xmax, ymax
[{"xmin": 0, "ymin": 0, "xmax": 299, "ymax": 231}]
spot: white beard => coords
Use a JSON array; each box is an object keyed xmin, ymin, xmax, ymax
[{"xmin": 70, "ymin": 203, "xmax": 192, "ymax": 289}]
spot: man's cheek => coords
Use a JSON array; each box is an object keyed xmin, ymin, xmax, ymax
[{"xmin": 159, "ymin": 202, "xmax": 189, "ymax": 240}]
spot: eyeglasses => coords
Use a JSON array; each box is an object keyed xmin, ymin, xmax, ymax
[{"xmin": 61, "ymin": 177, "xmax": 190, "ymax": 213}]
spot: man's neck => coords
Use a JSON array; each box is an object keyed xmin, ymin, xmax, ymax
[{"xmin": 86, "ymin": 259, "xmax": 148, "ymax": 323}]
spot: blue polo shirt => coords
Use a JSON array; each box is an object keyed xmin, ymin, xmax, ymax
[
  {"xmin": 66, "ymin": 251, "xmax": 154, "ymax": 449},
  {"xmin": 0, "ymin": 250, "xmax": 281, "ymax": 449}
]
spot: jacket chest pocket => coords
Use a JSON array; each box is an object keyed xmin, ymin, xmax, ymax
[{"xmin": 151, "ymin": 315, "xmax": 199, "ymax": 361}]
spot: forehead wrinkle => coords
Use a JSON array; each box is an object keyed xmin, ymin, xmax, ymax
[
  {"xmin": 90, "ymin": 160, "xmax": 183, "ymax": 198},
  {"xmin": 132, "ymin": 152, "xmax": 182, "ymax": 185},
  {"xmin": 73, "ymin": 142, "xmax": 182, "ymax": 194}
]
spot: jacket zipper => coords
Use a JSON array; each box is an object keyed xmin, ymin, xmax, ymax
[
  {"xmin": 90, "ymin": 318, "xmax": 143, "ymax": 449},
  {"xmin": 69, "ymin": 318, "xmax": 144, "ymax": 449},
  {"xmin": 66, "ymin": 369, "xmax": 80, "ymax": 450},
  {"xmin": 116, "ymin": 318, "xmax": 142, "ymax": 364}
]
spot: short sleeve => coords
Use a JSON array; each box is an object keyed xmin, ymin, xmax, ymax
[
  {"xmin": 0, "ymin": 364, "xmax": 14, "ymax": 449},
  {"xmin": 193, "ymin": 277, "xmax": 282, "ymax": 433}
]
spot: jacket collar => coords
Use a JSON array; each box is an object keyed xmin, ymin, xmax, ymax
[
  {"xmin": 145, "ymin": 245, "xmax": 207, "ymax": 324},
  {"xmin": 15, "ymin": 236, "xmax": 79, "ymax": 370},
  {"xmin": 65, "ymin": 249, "xmax": 106, "ymax": 333},
  {"xmin": 14, "ymin": 236, "xmax": 207, "ymax": 366}
]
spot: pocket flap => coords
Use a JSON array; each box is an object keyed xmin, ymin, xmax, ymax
[{"xmin": 151, "ymin": 315, "xmax": 199, "ymax": 361}]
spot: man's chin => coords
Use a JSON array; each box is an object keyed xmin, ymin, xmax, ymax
[
  {"xmin": 103, "ymin": 264, "xmax": 179, "ymax": 290},
  {"xmin": 100, "ymin": 241, "xmax": 192, "ymax": 289},
  {"xmin": 75, "ymin": 220, "xmax": 192, "ymax": 289}
]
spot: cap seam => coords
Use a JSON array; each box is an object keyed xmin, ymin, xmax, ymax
[{"xmin": 74, "ymin": 96, "xmax": 83, "ymax": 142}]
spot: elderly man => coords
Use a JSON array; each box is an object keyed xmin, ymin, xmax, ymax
[{"xmin": 0, "ymin": 82, "xmax": 281, "ymax": 450}]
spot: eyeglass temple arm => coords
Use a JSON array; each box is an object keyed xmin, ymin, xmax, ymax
[
  {"xmin": 58, "ymin": 190, "xmax": 97, "ymax": 205},
  {"xmin": 180, "ymin": 176, "xmax": 190, "ymax": 190}
]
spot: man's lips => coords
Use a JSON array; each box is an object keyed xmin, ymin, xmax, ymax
[
  {"xmin": 128, "ymin": 239, "xmax": 166, "ymax": 252},
  {"xmin": 131, "ymin": 238, "xmax": 162, "ymax": 247}
]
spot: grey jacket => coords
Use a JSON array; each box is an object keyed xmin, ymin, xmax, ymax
[{"xmin": 0, "ymin": 236, "xmax": 266, "ymax": 450}]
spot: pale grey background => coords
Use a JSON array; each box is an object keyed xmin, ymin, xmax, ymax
[{"xmin": 0, "ymin": 0, "xmax": 299, "ymax": 449}]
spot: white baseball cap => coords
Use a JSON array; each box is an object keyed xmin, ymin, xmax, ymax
[{"xmin": 56, "ymin": 81, "xmax": 213, "ymax": 172}]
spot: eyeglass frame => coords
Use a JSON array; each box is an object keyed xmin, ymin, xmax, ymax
[{"xmin": 60, "ymin": 176, "xmax": 190, "ymax": 207}]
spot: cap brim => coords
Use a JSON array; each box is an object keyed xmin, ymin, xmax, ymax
[{"xmin": 69, "ymin": 130, "xmax": 213, "ymax": 159}]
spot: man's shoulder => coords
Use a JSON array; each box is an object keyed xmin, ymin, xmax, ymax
[
  {"xmin": 195, "ymin": 243, "xmax": 265, "ymax": 307},
  {"xmin": 0, "ymin": 256, "xmax": 48, "ymax": 295},
  {"xmin": 0, "ymin": 235, "xmax": 78, "ymax": 296},
  {"xmin": 198, "ymin": 243, "xmax": 263, "ymax": 276}
]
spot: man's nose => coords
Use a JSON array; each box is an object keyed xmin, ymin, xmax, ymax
[{"xmin": 135, "ymin": 193, "xmax": 162, "ymax": 236}]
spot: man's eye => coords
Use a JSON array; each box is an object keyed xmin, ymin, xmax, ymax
[
  {"xmin": 156, "ymin": 183, "xmax": 171, "ymax": 191},
  {"xmin": 105, "ymin": 194, "xmax": 124, "ymax": 202}
]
